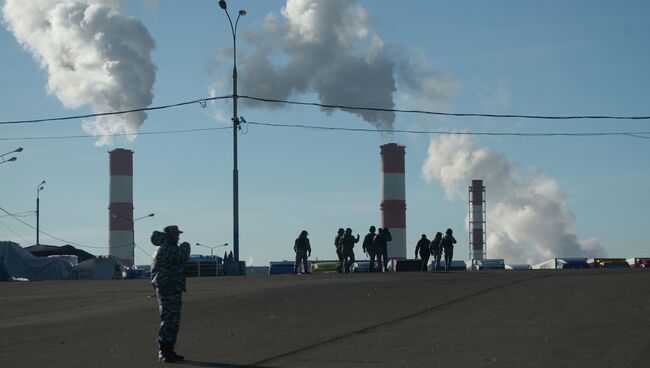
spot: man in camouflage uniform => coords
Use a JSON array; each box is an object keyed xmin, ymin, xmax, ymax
[
  {"xmin": 293, "ymin": 230, "xmax": 311, "ymax": 274},
  {"xmin": 151, "ymin": 225, "xmax": 191, "ymax": 363},
  {"xmin": 334, "ymin": 228, "xmax": 345, "ymax": 273},
  {"xmin": 340, "ymin": 228, "xmax": 360, "ymax": 273},
  {"xmin": 362, "ymin": 226, "xmax": 377, "ymax": 272},
  {"xmin": 374, "ymin": 227, "xmax": 392, "ymax": 272},
  {"xmin": 442, "ymin": 228, "xmax": 457, "ymax": 271}
]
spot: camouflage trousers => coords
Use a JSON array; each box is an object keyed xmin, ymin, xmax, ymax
[{"xmin": 157, "ymin": 287, "xmax": 183, "ymax": 342}]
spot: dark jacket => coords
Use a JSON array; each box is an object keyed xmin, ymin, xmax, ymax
[
  {"xmin": 441, "ymin": 234, "xmax": 457, "ymax": 250},
  {"xmin": 373, "ymin": 233, "xmax": 388, "ymax": 251},
  {"xmin": 334, "ymin": 234, "xmax": 343, "ymax": 249},
  {"xmin": 362, "ymin": 232, "xmax": 375, "ymax": 252},
  {"xmin": 415, "ymin": 238, "xmax": 431, "ymax": 258},
  {"xmin": 294, "ymin": 236, "xmax": 311, "ymax": 253},
  {"xmin": 430, "ymin": 236, "xmax": 443, "ymax": 255},
  {"xmin": 339, "ymin": 234, "xmax": 359, "ymax": 252}
]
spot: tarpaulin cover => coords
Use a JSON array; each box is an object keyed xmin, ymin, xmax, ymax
[
  {"xmin": 73, "ymin": 257, "xmax": 124, "ymax": 280},
  {"xmin": 25, "ymin": 244, "xmax": 95, "ymax": 263},
  {"xmin": 0, "ymin": 241, "xmax": 72, "ymax": 281}
]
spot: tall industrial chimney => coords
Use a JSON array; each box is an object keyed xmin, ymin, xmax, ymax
[
  {"xmin": 380, "ymin": 143, "xmax": 406, "ymax": 258},
  {"xmin": 109, "ymin": 149, "xmax": 134, "ymax": 267},
  {"xmin": 469, "ymin": 179, "xmax": 486, "ymax": 261}
]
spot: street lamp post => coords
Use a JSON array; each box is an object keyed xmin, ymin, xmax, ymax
[
  {"xmin": 195, "ymin": 242, "xmax": 228, "ymax": 257},
  {"xmin": 36, "ymin": 180, "xmax": 45, "ymax": 245},
  {"xmin": 218, "ymin": 0, "xmax": 246, "ymax": 274},
  {"xmin": 1, "ymin": 147, "xmax": 23, "ymax": 165}
]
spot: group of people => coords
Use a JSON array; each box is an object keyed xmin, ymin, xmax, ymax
[
  {"xmin": 293, "ymin": 226, "xmax": 392, "ymax": 274},
  {"xmin": 149, "ymin": 224, "xmax": 457, "ymax": 362},
  {"xmin": 415, "ymin": 228, "xmax": 457, "ymax": 271},
  {"xmin": 292, "ymin": 226, "xmax": 393, "ymax": 273},
  {"xmin": 293, "ymin": 227, "xmax": 458, "ymax": 274},
  {"xmin": 338, "ymin": 226, "xmax": 392, "ymax": 273}
]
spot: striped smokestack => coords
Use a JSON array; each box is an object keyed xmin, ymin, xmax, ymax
[
  {"xmin": 469, "ymin": 179, "xmax": 486, "ymax": 261},
  {"xmin": 109, "ymin": 149, "xmax": 134, "ymax": 267},
  {"xmin": 380, "ymin": 143, "xmax": 406, "ymax": 258}
]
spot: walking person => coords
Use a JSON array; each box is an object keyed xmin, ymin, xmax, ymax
[
  {"xmin": 340, "ymin": 228, "xmax": 360, "ymax": 273},
  {"xmin": 441, "ymin": 228, "xmax": 457, "ymax": 271},
  {"xmin": 415, "ymin": 234, "xmax": 431, "ymax": 272},
  {"xmin": 151, "ymin": 225, "xmax": 191, "ymax": 363},
  {"xmin": 374, "ymin": 227, "xmax": 392, "ymax": 272},
  {"xmin": 430, "ymin": 232, "xmax": 443, "ymax": 271},
  {"xmin": 362, "ymin": 226, "xmax": 377, "ymax": 272},
  {"xmin": 293, "ymin": 230, "xmax": 311, "ymax": 274},
  {"xmin": 335, "ymin": 228, "xmax": 345, "ymax": 273}
]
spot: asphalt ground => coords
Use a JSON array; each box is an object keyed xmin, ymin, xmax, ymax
[{"xmin": 0, "ymin": 269, "xmax": 648, "ymax": 368}]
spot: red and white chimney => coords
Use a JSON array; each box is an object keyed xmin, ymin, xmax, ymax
[
  {"xmin": 380, "ymin": 143, "xmax": 406, "ymax": 258},
  {"xmin": 469, "ymin": 179, "xmax": 486, "ymax": 261},
  {"xmin": 109, "ymin": 149, "xmax": 134, "ymax": 267}
]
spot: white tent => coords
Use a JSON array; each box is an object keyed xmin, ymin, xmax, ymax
[{"xmin": 0, "ymin": 241, "xmax": 73, "ymax": 281}]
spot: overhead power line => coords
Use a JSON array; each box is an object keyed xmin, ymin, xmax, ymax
[
  {"xmin": 0, "ymin": 121, "xmax": 648, "ymax": 141},
  {"xmin": 0, "ymin": 95, "xmax": 231, "ymax": 125},
  {"xmin": 0, "ymin": 205, "xmax": 133, "ymax": 250},
  {"xmin": 0, "ymin": 127, "xmax": 231, "ymax": 141},
  {"xmin": 1, "ymin": 94, "xmax": 650, "ymax": 126},
  {"xmin": 0, "ymin": 217, "xmax": 32, "ymax": 245},
  {"xmin": 239, "ymin": 95, "xmax": 650, "ymax": 120},
  {"xmin": 245, "ymin": 121, "xmax": 650, "ymax": 139}
]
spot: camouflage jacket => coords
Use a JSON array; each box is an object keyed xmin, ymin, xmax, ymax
[{"xmin": 150, "ymin": 231, "xmax": 191, "ymax": 292}]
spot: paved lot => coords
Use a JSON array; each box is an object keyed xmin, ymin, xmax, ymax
[{"xmin": 1, "ymin": 269, "xmax": 648, "ymax": 367}]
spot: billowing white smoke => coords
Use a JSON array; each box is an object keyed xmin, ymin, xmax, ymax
[
  {"xmin": 218, "ymin": 0, "xmax": 456, "ymax": 131},
  {"xmin": 422, "ymin": 136, "xmax": 604, "ymax": 265},
  {"xmin": 2, "ymin": 0, "xmax": 156, "ymax": 146}
]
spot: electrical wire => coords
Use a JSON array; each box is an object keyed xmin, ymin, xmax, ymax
[
  {"xmin": 0, "ymin": 95, "xmax": 231, "ymax": 125},
  {"xmin": 0, "ymin": 211, "xmax": 36, "ymax": 218},
  {"xmin": 239, "ymin": 95, "xmax": 650, "ymax": 120},
  {"xmin": 0, "ymin": 205, "xmax": 133, "ymax": 250},
  {"xmin": 2, "ymin": 94, "xmax": 650, "ymax": 127},
  {"xmin": 246, "ymin": 121, "xmax": 650, "ymax": 138},
  {"xmin": 1, "ymin": 121, "xmax": 649, "ymax": 141},
  {"xmin": 0, "ymin": 126, "xmax": 232, "ymax": 141},
  {"xmin": 0, "ymin": 217, "xmax": 32, "ymax": 245}
]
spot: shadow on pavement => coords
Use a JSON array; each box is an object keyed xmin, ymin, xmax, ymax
[{"xmin": 176, "ymin": 360, "xmax": 261, "ymax": 368}]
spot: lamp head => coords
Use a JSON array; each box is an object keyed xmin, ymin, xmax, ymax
[
  {"xmin": 15, "ymin": 147, "xmax": 23, "ymax": 153},
  {"xmin": 8, "ymin": 157, "xmax": 17, "ymax": 162},
  {"xmin": 218, "ymin": 0, "xmax": 227, "ymax": 10},
  {"xmin": 239, "ymin": 10, "xmax": 246, "ymax": 16},
  {"xmin": 39, "ymin": 180, "xmax": 46, "ymax": 186}
]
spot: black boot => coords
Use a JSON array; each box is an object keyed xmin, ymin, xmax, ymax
[
  {"xmin": 171, "ymin": 340, "xmax": 184, "ymax": 361},
  {"xmin": 158, "ymin": 340, "xmax": 175, "ymax": 363}
]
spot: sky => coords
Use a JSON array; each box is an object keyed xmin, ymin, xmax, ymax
[{"xmin": 0, "ymin": 0, "xmax": 648, "ymax": 267}]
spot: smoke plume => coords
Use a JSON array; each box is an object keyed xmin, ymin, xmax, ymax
[
  {"xmin": 2, "ymin": 0, "xmax": 156, "ymax": 146},
  {"xmin": 217, "ymin": 0, "xmax": 456, "ymax": 131},
  {"xmin": 422, "ymin": 135, "xmax": 604, "ymax": 265}
]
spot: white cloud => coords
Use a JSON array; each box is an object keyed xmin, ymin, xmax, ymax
[
  {"xmin": 214, "ymin": 0, "xmax": 457, "ymax": 132},
  {"xmin": 422, "ymin": 135, "xmax": 604, "ymax": 264},
  {"xmin": 2, "ymin": 0, "xmax": 156, "ymax": 146}
]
